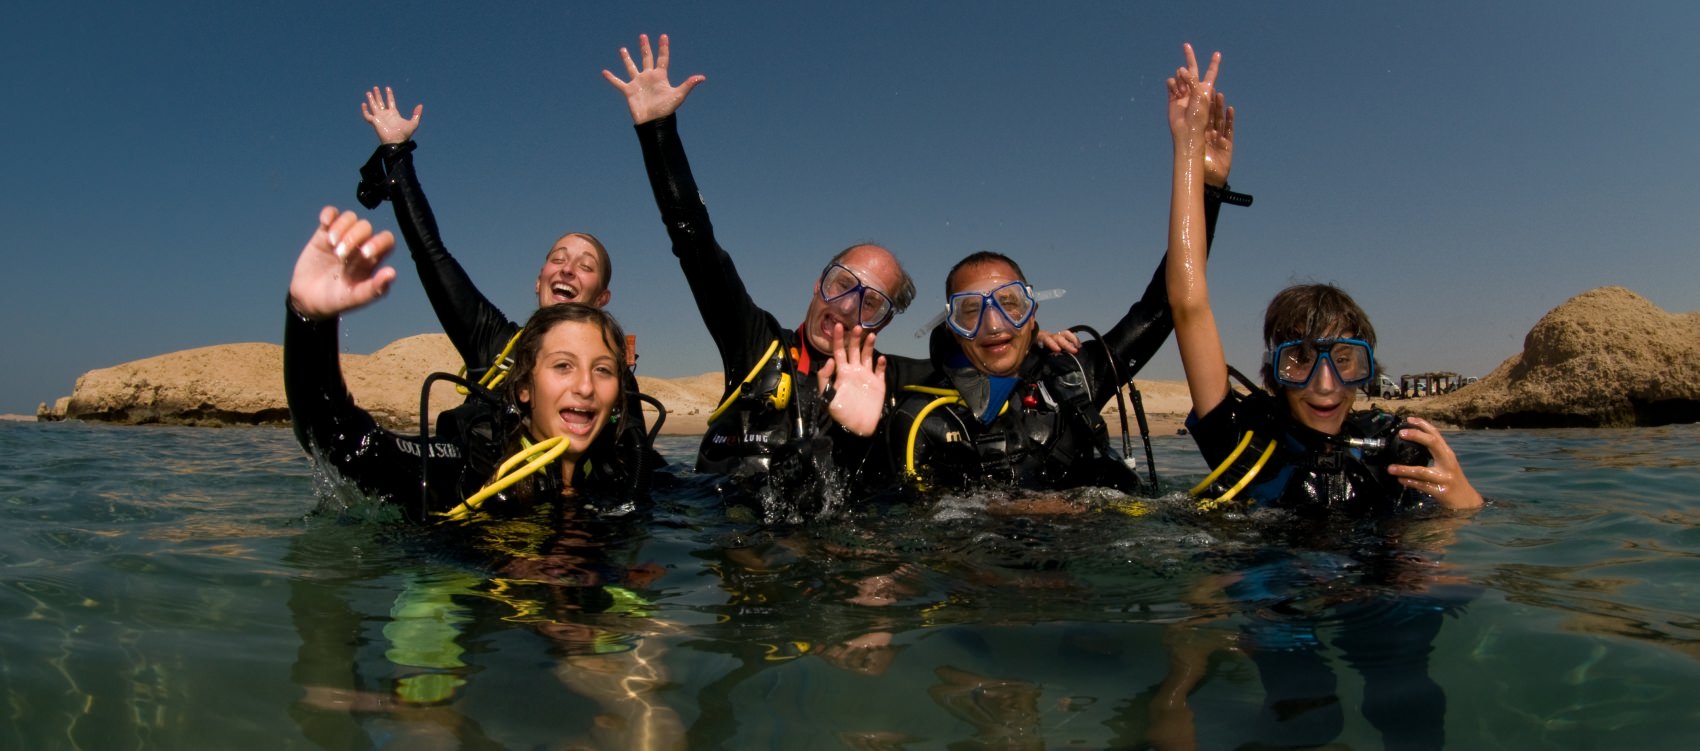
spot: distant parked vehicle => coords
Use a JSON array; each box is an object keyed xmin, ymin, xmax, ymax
[{"xmin": 1371, "ymin": 374, "xmax": 1401, "ymax": 399}]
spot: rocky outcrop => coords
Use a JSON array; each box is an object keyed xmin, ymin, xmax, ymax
[
  {"xmin": 51, "ymin": 335, "xmax": 465, "ymax": 430},
  {"xmin": 1425, "ymin": 287, "xmax": 1700, "ymax": 428}
]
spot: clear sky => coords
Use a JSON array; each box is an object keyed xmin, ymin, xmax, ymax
[{"xmin": 4, "ymin": 1, "xmax": 1697, "ymax": 416}]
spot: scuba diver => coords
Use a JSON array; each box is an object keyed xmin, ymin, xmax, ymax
[
  {"xmin": 352, "ymin": 86, "xmax": 663, "ymax": 490},
  {"xmin": 284, "ymin": 206, "xmax": 649, "ymax": 519},
  {"xmin": 602, "ymin": 34, "xmax": 1085, "ymax": 509},
  {"xmin": 885, "ymin": 72, "xmax": 1246, "ymax": 495},
  {"xmin": 1158, "ymin": 43, "xmax": 1482, "ymax": 750},
  {"xmin": 600, "ymin": 34, "xmax": 935, "ymax": 507},
  {"xmin": 1163, "ymin": 47, "xmax": 1482, "ymax": 514}
]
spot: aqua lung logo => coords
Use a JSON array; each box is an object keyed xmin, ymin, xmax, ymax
[
  {"xmin": 710, "ymin": 433, "xmax": 772, "ymax": 446},
  {"xmin": 394, "ymin": 438, "xmax": 461, "ymax": 459}
]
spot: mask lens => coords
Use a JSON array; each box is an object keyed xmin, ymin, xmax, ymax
[
  {"xmin": 1328, "ymin": 341, "xmax": 1372, "ymax": 384},
  {"xmin": 820, "ymin": 265, "xmax": 859, "ymax": 302},
  {"xmin": 991, "ymin": 283, "xmax": 1035, "ymax": 328},
  {"xmin": 858, "ymin": 288, "xmax": 893, "ymax": 328},
  {"xmin": 946, "ymin": 294, "xmax": 986, "ymax": 338}
]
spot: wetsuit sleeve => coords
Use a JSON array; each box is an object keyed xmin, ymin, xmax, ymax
[
  {"xmin": 1081, "ymin": 191, "xmax": 1228, "ymax": 409},
  {"xmin": 634, "ymin": 115, "xmax": 784, "ymax": 385},
  {"xmin": 283, "ymin": 300, "xmax": 462, "ymax": 517},
  {"xmin": 357, "ymin": 142, "xmax": 519, "ymax": 374}
]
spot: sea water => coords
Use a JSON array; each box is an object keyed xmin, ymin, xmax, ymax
[{"xmin": 1, "ymin": 420, "xmax": 1697, "ymax": 749}]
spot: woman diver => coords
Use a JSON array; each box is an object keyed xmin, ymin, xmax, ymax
[
  {"xmin": 1164, "ymin": 46, "xmax": 1482, "ymax": 513},
  {"xmin": 284, "ymin": 206, "xmax": 645, "ymax": 520}
]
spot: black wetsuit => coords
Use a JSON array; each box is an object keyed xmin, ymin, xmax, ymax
[
  {"xmin": 283, "ymin": 304, "xmax": 641, "ymax": 521},
  {"xmin": 890, "ymin": 190, "xmax": 1231, "ymax": 494},
  {"xmin": 1187, "ymin": 391, "xmax": 1457, "ymax": 749},
  {"xmin": 633, "ymin": 115, "xmax": 934, "ymax": 498},
  {"xmin": 356, "ymin": 142, "xmax": 663, "ymax": 481},
  {"xmin": 1186, "ymin": 388, "xmax": 1427, "ymax": 514}
]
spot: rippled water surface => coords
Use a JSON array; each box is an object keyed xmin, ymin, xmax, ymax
[{"xmin": 2, "ymin": 421, "xmax": 1698, "ymax": 749}]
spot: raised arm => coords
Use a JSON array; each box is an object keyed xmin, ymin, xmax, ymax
[
  {"xmin": 353, "ymin": 87, "xmax": 517, "ymax": 372},
  {"xmin": 601, "ymin": 33, "xmax": 705, "ymax": 125},
  {"xmin": 1078, "ymin": 50, "xmax": 1238, "ymax": 411},
  {"xmin": 360, "ymin": 86, "xmax": 422, "ymax": 145},
  {"xmin": 1167, "ymin": 44, "xmax": 1232, "ymax": 420}
]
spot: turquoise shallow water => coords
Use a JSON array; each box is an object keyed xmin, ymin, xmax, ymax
[{"xmin": 1, "ymin": 421, "xmax": 1698, "ymax": 749}]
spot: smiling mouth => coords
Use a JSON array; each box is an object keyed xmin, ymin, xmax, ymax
[
  {"xmin": 550, "ymin": 283, "xmax": 578, "ymax": 302},
  {"xmin": 559, "ymin": 407, "xmax": 597, "ymax": 435}
]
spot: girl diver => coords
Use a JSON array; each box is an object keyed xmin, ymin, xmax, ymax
[
  {"xmin": 1165, "ymin": 46, "xmax": 1482, "ymax": 513},
  {"xmin": 284, "ymin": 206, "xmax": 643, "ymax": 519}
]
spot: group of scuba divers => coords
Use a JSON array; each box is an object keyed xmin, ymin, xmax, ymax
[{"xmin": 285, "ymin": 36, "xmax": 1483, "ymax": 535}]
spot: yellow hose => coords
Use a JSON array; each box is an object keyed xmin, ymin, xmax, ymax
[
  {"xmin": 707, "ymin": 339, "xmax": 782, "ymax": 425},
  {"xmin": 437, "ymin": 436, "xmax": 569, "ymax": 521}
]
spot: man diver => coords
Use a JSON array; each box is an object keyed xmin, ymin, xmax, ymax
[
  {"xmin": 887, "ymin": 75, "xmax": 1247, "ymax": 495},
  {"xmin": 352, "ymin": 86, "xmax": 662, "ymax": 491},
  {"xmin": 601, "ymin": 35, "xmax": 935, "ymax": 506}
]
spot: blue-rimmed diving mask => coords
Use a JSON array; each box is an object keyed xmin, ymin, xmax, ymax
[
  {"xmin": 1269, "ymin": 337, "xmax": 1375, "ymax": 389},
  {"xmin": 818, "ymin": 263, "xmax": 895, "ymax": 329},
  {"xmin": 946, "ymin": 281, "xmax": 1036, "ymax": 339}
]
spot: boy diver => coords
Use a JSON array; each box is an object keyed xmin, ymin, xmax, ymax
[
  {"xmin": 1159, "ymin": 43, "xmax": 1480, "ymax": 751},
  {"xmin": 1164, "ymin": 46, "xmax": 1482, "ymax": 513}
]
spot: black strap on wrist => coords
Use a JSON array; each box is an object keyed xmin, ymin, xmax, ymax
[
  {"xmin": 356, "ymin": 141, "xmax": 417, "ymax": 209},
  {"xmin": 1206, "ymin": 182, "xmax": 1254, "ymax": 207}
]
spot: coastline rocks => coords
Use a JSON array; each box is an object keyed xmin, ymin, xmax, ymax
[
  {"xmin": 1425, "ymin": 287, "xmax": 1700, "ymax": 428},
  {"xmin": 51, "ymin": 335, "xmax": 464, "ymax": 430}
]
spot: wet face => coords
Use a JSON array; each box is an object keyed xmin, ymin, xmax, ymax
[
  {"xmin": 803, "ymin": 244, "xmax": 902, "ymax": 353},
  {"xmin": 534, "ymin": 234, "xmax": 611, "ymax": 309},
  {"xmin": 947, "ymin": 259, "xmax": 1036, "ymax": 377},
  {"xmin": 517, "ymin": 320, "xmax": 621, "ymax": 463},
  {"xmin": 1281, "ymin": 329, "xmax": 1359, "ymax": 435}
]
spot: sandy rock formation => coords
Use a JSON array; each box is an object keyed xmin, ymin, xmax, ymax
[
  {"xmin": 1425, "ymin": 287, "xmax": 1700, "ymax": 428},
  {"xmin": 53, "ymin": 335, "xmax": 464, "ymax": 430}
]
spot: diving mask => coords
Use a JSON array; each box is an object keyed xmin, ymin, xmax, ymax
[
  {"xmin": 1270, "ymin": 338, "xmax": 1374, "ymax": 389},
  {"xmin": 819, "ymin": 263, "xmax": 895, "ymax": 329},
  {"xmin": 946, "ymin": 280, "xmax": 1037, "ymax": 339}
]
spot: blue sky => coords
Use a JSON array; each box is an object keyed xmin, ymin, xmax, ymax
[{"xmin": 4, "ymin": 1, "xmax": 1697, "ymax": 416}]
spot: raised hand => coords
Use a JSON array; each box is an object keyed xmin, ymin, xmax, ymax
[
  {"xmin": 1166, "ymin": 44, "xmax": 1220, "ymax": 147},
  {"xmin": 1386, "ymin": 417, "xmax": 1485, "ymax": 509},
  {"xmin": 816, "ymin": 322, "xmax": 887, "ymax": 437},
  {"xmin": 360, "ymin": 86, "xmax": 422, "ymax": 145},
  {"xmin": 288, "ymin": 206, "xmax": 398, "ymax": 320},
  {"xmin": 601, "ymin": 33, "xmax": 705, "ymax": 125},
  {"xmin": 1202, "ymin": 90, "xmax": 1235, "ymax": 187}
]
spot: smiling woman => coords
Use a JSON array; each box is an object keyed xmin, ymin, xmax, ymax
[{"xmin": 282, "ymin": 207, "xmax": 650, "ymax": 521}]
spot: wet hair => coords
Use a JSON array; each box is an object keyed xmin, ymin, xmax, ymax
[
  {"xmin": 946, "ymin": 251, "xmax": 1028, "ymax": 294},
  {"xmin": 1260, "ymin": 283, "xmax": 1378, "ymax": 392},
  {"xmin": 503, "ymin": 303, "xmax": 629, "ymax": 415},
  {"xmin": 826, "ymin": 243, "xmax": 917, "ymax": 313},
  {"xmin": 549, "ymin": 232, "xmax": 613, "ymax": 293}
]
